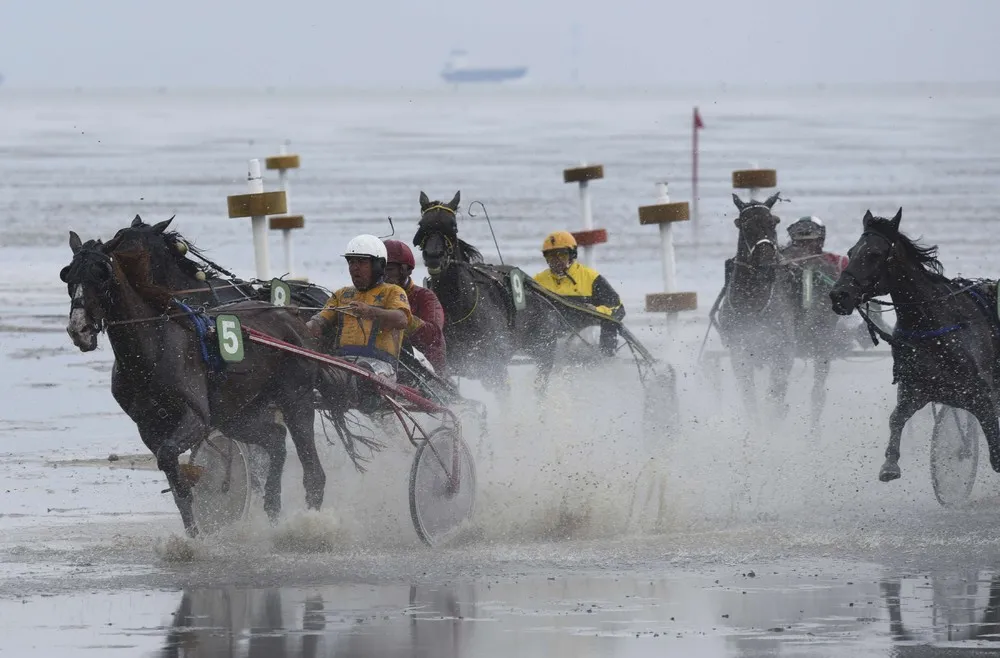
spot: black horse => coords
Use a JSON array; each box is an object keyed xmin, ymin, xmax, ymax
[
  {"xmin": 830, "ymin": 209, "xmax": 1000, "ymax": 482},
  {"xmin": 60, "ymin": 219, "xmax": 327, "ymax": 536},
  {"xmin": 715, "ymin": 192, "xmax": 798, "ymax": 422},
  {"xmin": 413, "ymin": 191, "xmax": 564, "ymax": 394}
]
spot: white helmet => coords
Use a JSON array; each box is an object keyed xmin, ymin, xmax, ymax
[{"xmin": 343, "ymin": 234, "xmax": 387, "ymax": 261}]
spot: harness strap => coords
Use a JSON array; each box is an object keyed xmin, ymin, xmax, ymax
[
  {"xmin": 966, "ymin": 288, "xmax": 1000, "ymax": 338},
  {"xmin": 856, "ymin": 305, "xmax": 897, "ymax": 348},
  {"xmin": 894, "ymin": 323, "xmax": 965, "ymax": 340},
  {"xmin": 421, "ymin": 205, "xmax": 456, "ymax": 216},
  {"xmin": 449, "ymin": 285, "xmax": 479, "ymax": 325},
  {"xmin": 174, "ymin": 301, "xmax": 225, "ymax": 371}
]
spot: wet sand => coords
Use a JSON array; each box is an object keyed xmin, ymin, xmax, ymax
[{"xmin": 6, "ymin": 562, "xmax": 1000, "ymax": 657}]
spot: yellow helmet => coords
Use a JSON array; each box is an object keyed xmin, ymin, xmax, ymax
[{"xmin": 541, "ymin": 231, "xmax": 577, "ymax": 253}]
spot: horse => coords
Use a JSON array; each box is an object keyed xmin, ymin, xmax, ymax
[
  {"xmin": 829, "ymin": 208, "xmax": 1000, "ymax": 482},
  {"xmin": 59, "ymin": 219, "xmax": 327, "ymax": 536},
  {"xmin": 715, "ymin": 192, "xmax": 798, "ymax": 423},
  {"xmin": 412, "ymin": 191, "xmax": 564, "ymax": 395}
]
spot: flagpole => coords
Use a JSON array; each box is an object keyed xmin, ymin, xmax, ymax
[{"xmin": 692, "ymin": 106, "xmax": 700, "ymax": 243}]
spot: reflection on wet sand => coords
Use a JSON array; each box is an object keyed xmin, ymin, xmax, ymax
[
  {"xmin": 149, "ymin": 569, "xmax": 1000, "ymax": 658},
  {"xmin": 159, "ymin": 583, "xmax": 472, "ymax": 658},
  {"xmin": 161, "ymin": 588, "xmax": 328, "ymax": 658},
  {"xmin": 882, "ymin": 570, "xmax": 1000, "ymax": 655}
]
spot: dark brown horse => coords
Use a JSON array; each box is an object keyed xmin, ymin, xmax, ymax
[{"xmin": 60, "ymin": 219, "xmax": 327, "ymax": 536}]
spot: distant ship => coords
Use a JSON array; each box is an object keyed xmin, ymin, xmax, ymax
[{"xmin": 440, "ymin": 50, "xmax": 527, "ymax": 85}]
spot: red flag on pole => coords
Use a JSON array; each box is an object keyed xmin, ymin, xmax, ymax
[{"xmin": 692, "ymin": 107, "xmax": 702, "ymax": 241}]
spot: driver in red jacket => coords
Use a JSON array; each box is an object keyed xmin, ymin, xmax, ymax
[{"xmin": 382, "ymin": 239, "xmax": 448, "ymax": 373}]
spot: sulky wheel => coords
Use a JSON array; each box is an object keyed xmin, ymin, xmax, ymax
[
  {"xmin": 409, "ymin": 425, "xmax": 477, "ymax": 546},
  {"xmin": 929, "ymin": 404, "xmax": 980, "ymax": 507},
  {"xmin": 626, "ymin": 458, "xmax": 668, "ymax": 534},
  {"xmin": 643, "ymin": 364, "xmax": 680, "ymax": 437},
  {"xmin": 188, "ymin": 431, "xmax": 253, "ymax": 535}
]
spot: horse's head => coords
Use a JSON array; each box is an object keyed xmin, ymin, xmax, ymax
[
  {"xmin": 830, "ymin": 208, "xmax": 902, "ymax": 315},
  {"xmin": 59, "ymin": 231, "xmax": 112, "ymax": 352},
  {"xmin": 413, "ymin": 191, "xmax": 462, "ymax": 275},
  {"xmin": 732, "ymin": 192, "xmax": 782, "ymax": 268}
]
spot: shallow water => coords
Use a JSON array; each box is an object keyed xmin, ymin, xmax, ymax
[{"xmin": 6, "ymin": 564, "xmax": 1000, "ymax": 657}]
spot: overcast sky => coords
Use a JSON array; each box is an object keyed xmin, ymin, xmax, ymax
[{"xmin": 1, "ymin": 0, "xmax": 995, "ymax": 88}]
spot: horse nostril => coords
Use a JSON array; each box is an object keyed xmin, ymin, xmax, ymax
[{"xmin": 829, "ymin": 289, "xmax": 851, "ymax": 311}]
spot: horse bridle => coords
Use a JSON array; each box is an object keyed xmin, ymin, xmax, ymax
[
  {"xmin": 732, "ymin": 204, "xmax": 781, "ymax": 271},
  {"xmin": 718, "ymin": 204, "xmax": 791, "ymax": 320},
  {"xmin": 417, "ymin": 205, "xmax": 459, "ymax": 266},
  {"xmin": 733, "ymin": 237, "xmax": 779, "ymax": 270},
  {"xmin": 419, "ymin": 231, "xmax": 455, "ymax": 255},
  {"xmin": 422, "ymin": 205, "xmax": 456, "ymax": 217},
  {"xmin": 837, "ymin": 229, "xmax": 896, "ymax": 307},
  {"xmin": 65, "ymin": 247, "xmax": 115, "ymax": 333}
]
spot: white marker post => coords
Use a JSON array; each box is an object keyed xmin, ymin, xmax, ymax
[
  {"xmin": 227, "ymin": 159, "xmax": 286, "ymax": 281},
  {"xmin": 247, "ymin": 160, "xmax": 270, "ymax": 280},
  {"xmin": 562, "ymin": 162, "xmax": 607, "ymax": 269},
  {"xmin": 638, "ymin": 182, "xmax": 697, "ymax": 325},
  {"xmin": 655, "ymin": 182, "xmax": 677, "ymax": 300},
  {"xmin": 266, "ymin": 145, "xmax": 305, "ymax": 280}
]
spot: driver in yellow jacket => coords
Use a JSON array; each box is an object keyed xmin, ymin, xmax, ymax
[{"xmin": 533, "ymin": 231, "xmax": 625, "ymax": 356}]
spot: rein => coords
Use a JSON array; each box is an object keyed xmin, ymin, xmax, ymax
[
  {"xmin": 854, "ymin": 280, "xmax": 982, "ymax": 309},
  {"xmin": 171, "ymin": 281, "xmax": 253, "ymax": 296},
  {"xmin": 448, "ymin": 283, "xmax": 479, "ymax": 326},
  {"xmin": 103, "ymin": 301, "xmax": 332, "ymax": 328},
  {"xmin": 730, "ymin": 238, "xmax": 779, "ymax": 271},
  {"xmin": 426, "ymin": 260, "xmax": 482, "ymax": 326}
]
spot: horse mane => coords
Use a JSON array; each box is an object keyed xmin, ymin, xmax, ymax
[
  {"xmin": 161, "ymin": 230, "xmax": 220, "ymax": 279},
  {"xmin": 111, "ymin": 247, "xmax": 175, "ymax": 310},
  {"xmin": 870, "ymin": 216, "xmax": 946, "ymax": 280},
  {"xmin": 897, "ymin": 233, "xmax": 945, "ymax": 278},
  {"xmin": 455, "ymin": 238, "xmax": 483, "ymax": 264},
  {"xmin": 104, "ymin": 224, "xmax": 205, "ymax": 310}
]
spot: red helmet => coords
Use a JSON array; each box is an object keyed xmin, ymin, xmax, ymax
[{"xmin": 383, "ymin": 239, "xmax": 416, "ymax": 269}]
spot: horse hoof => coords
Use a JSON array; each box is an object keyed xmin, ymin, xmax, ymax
[
  {"xmin": 879, "ymin": 463, "xmax": 901, "ymax": 482},
  {"xmin": 264, "ymin": 504, "xmax": 281, "ymax": 525}
]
